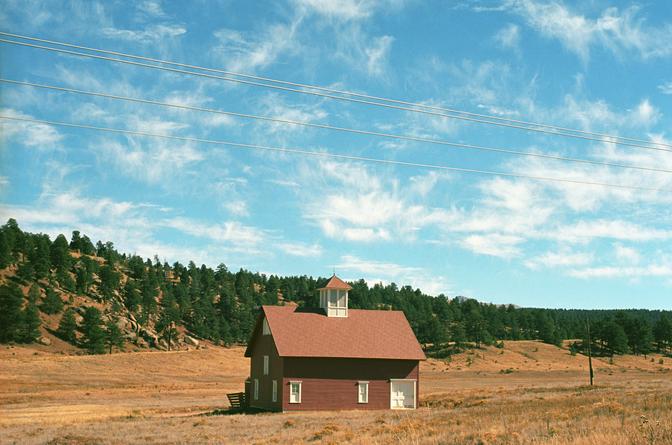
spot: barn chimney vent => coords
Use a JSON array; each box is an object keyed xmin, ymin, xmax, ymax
[{"xmin": 318, "ymin": 274, "xmax": 352, "ymax": 317}]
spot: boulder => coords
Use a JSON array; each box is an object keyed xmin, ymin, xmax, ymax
[
  {"xmin": 37, "ymin": 336, "xmax": 52, "ymax": 346},
  {"xmin": 116, "ymin": 317, "xmax": 132, "ymax": 331},
  {"xmin": 184, "ymin": 335, "xmax": 200, "ymax": 347}
]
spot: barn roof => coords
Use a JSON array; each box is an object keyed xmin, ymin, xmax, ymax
[
  {"xmin": 245, "ymin": 305, "xmax": 426, "ymax": 360},
  {"xmin": 318, "ymin": 274, "xmax": 352, "ymax": 290}
]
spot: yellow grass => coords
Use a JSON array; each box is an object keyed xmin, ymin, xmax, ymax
[{"xmin": 1, "ymin": 341, "xmax": 671, "ymax": 444}]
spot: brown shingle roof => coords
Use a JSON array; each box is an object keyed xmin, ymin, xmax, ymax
[
  {"xmin": 318, "ymin": 275, "xmax": 352, "ymax": 290},
  {"xmin": 246, "ymin": 305, "xmax": 425, "ymax": 360}
]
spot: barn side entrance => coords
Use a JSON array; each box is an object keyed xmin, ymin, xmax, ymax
[{"xmin": 390, "ymin": 379, "xmax": 416, "ymax": 409}]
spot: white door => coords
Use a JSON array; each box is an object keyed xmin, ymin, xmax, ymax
[{"xmin": 391, "ymin": 381, "xmax": 415, "ymax": 409}]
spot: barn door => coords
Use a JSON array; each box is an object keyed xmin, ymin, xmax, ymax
[{"xmin": 390, "ymin": 380, "xmax": 415, "ymax": 409}]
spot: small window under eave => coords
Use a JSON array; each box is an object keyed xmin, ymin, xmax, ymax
[{"xmin": 262, "ymin": 317, "xmax": 271, "ymax": 335}]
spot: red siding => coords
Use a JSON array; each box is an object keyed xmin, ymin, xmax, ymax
[
  {"xmin": 248, "ymin": 323, "xmax": 283, "ymax": 411},
  {"xmin": 282, "ymin": 357, "xmax": 419, "ymax": 411}
]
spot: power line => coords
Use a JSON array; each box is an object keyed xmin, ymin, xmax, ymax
[
  {"xmin": 2, "ymin": 31, "xmax": 670, "ymax": 151},
  {"xmin": 2, "ymin": 35, "xmax": 671, "ymax": 153},
  {"xmin": 1, "ymin": 114, "xmax": 669, "ymax": 193},
  {"xmin": 4, "ymin": 78, "xmax": 672, "ymax": 175}
]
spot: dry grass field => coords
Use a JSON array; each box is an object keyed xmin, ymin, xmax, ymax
[{"xmin": 1, "ymin": 341, "xmax": 671, "ymax": 445}]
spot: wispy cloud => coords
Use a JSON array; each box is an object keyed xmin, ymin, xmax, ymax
[
  {"xmin": 295, "ymin": 0, "xmax": 407, "ymax": 21},
  {"xmin": 336, "ymin": 254, "xmax": 451, "ymax": 295},
  {"xmin": 276, "ymin": 241, "xmax": 323, "ymax": 257},
  {"xmin": 568, "ymin": 263, "xmax": 672, "ymax": 279},
  {"xmin": 659, "ymin": 82, "xmax": 672, "ymax": 95},
  {"xmin": 525, "ymin": 249, "xmax": 594, "ymax": 270},
  {"xmin": 494, "ymin": 23, "xmax": 521, "ymax": 51},
  {"xmin": 213, "ymin": 17, "xmax": 303, "ymax": 74},
  {"xmin": 97, "ymin": 138, "xmax": 204, "ymax": 184},
  {"xmin": 1, "ymin": 108, "xmax": 63, "ymax": 149},
  {"xmin": 508, "ymin": 1, "xmax": 672, "ymax": 61},
  {"xmin": 101, "ymin": 23, "xmax": 186, "ymax": 43},
  {"xmin": 365, "ymin": 35, "xmax": 394, "ymax": 77},
  {"xmin": 460, "ymin": 233, "xmax": 524, "ymax": 258}
]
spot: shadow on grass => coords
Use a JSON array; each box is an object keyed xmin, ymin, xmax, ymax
[{"xmin": 201, "ymin": 407, "xmax": 269, "ymax": 416}]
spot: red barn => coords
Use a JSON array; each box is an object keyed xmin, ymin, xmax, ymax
[{"xmin": 244, "ymin": 275, "xmax": 425, "ymax": 411}]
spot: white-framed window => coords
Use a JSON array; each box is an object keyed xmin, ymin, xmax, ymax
[
  {"xmin": 263, "ymin": 355, "xmax": 269, "ymax": 375},
  {"xmin": 253, "ymin": 379, "xmax": 259, "ymax": 400},
  {"xmin": 262, "ymin": 318, "xmax": 270, "ymax": 335},
  {"xmin": 358, "ymin": 381, "xmax": 369, "ymax": 403},
  {"xmin": 272, "ymin": 380, "xmax": 278, "ymax": 402},
  {"xmin": 327, "ymin": 289, "xmax": 348, "ymax": 317},
  {"xmin": 289, "ymin": 381, "xmax": 302, "ymax": 403}
]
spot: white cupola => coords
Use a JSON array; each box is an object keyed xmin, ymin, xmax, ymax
[{"xmin": 318, "ymin": 274, "xmax": 352, "ymax": 317}]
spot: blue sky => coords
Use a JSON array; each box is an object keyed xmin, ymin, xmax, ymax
[{"xmin": 1, "ymin": 0, "xmax": 671, "ymax": 309}]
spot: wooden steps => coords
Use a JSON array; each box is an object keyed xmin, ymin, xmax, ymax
[{"xmin": 227, "ymin": 392, "xmax": 247, "ymax": 409}]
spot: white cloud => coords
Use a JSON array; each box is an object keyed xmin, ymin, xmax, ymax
[
  {"xmin": 298, "ymin": 160, "xmax": 447, "ymax": 243},
  {"xmin": 525, "ymin": 249, "xmax": 594, "ymax": 270},
  {"xmin": 557, "ymin": 96, "xmax": 660, "ymax": 131},
  {"xmin": 294, "ymin": 0, "xmax": 407, "ymax": 21},
  {"xmin": 509, "ymin": 1, "xmax": 672, "ymax": 61},
  {"xmin": 568, "ymin": 263, "xmax": 672, "ymax": 279},
  {"xmin": 137, "ymin": 0, "xmax": 166, "ymax": 18},
  {"xmin": 97, "ymin": 138, "xmax": 204, "ymax": 184},
  {"xmin": 213, "ymin": 18, "xmax": 302, "ymax": 74},
  {"xmin": 0, "ymin": 108, "xmax": 63, "ymax": 149},
  {"xmin": 101, "ymin": 23, "xmax": 186, "ymax": 43},
  {"xmin": 127, "ymin": 116, "xmax": 188, "ymax": 135},
  {"xmin": 494, "ymin": 23, "xmax": 520, "ymax": 50},
  {"xmin": 545, "ymin": 220, "xmax": 672, "ymax": 243},
  {"xmin": 613, "ymin": 243, "xmax": 641, "ymax": 264},
  {"xmin": 161, "ymin": 217, "xmax": 265, "ymax": 252},
  {"xmin": 659, "ymin": 82, "xmax": 672, "ymax": 95},
  {"xmin": 295, "ymin": 0, "xmax": 373, "ymax": 20},
  {"xmin": 460, "ymin": 233, "xmax": 524, "ymax": 258},
  {"xmin": 276, "ymin": 241, "xmax": 323, "ymax": 257},
  {"xmin": 336, "ymin": 254, "xmax": 451, "ymax": 296},
  {"xmin": 254, "ymin": 93, "xmax": 328, "ymax": 140},
  {"xmin": 223, "ymin": 200, "xmax": 249, "ymax": 217},
  {"xmin": 365, "ymin": 35, "xmax": 394, "ymax": 77}
]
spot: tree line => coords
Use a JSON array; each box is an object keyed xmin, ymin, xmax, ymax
[{"xmin": 1, "ymin": 218, "xmax": 671, "ymax": 356}]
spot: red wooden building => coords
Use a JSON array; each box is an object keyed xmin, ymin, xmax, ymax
[{"xmin": 244, "ymin": 275, "xmax": 425, "ymax": 411}]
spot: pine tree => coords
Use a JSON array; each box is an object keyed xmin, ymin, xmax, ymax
[
  {"xmin": 99, "ymin": 264, "xmax": 120, "ymax": 299},
  {"xmin": 79, "ymin": 235, "xmax": 95, "ymax": 255},
  {"xmin": 69, "ymin": 230, "xmax": 82, "ymax": 252},
  {"xmin": 451, "ymin": 321, "xmax": 467, "ymax": 349},
  {"xmin": 50, "ymin": 234, "xmax": 71, "ymax": 271},
  {"xmin": 603, "ymin": 320, "xmax": 629, "ymax": 355},
  {"xmin": 3, "ymin": 218, "xmax": 23, "ymax": 261},
  {"xmin": 654, "ymin": 314, "xmax": 672, "ymax": 353},
  {"xmin": 81, "ymin": 307, "xmax": 105, "ymax": 354},
  {"xmin": 157, "ymin": 292, "xmax": 180, "ymax": 350},
  {"xmin": 0, "ymin": 231, "xmax": 11, "ymax": 268},
  {"xmin": 104, "ymin": 319, "xmax": 124, "ymax": 354},
  {"xmin": 28, "ymin": 284, "xmax": 41, "ymax": 304},
  {"xmin": 57, "ymin": 309, "xmax": 78, "ymax": 343},
  {"xmin": 123, "ymin": 280, "xmax": 141, "ymax": 313},
  {"xmin": 42, "ymin": 287, "xmax": 64, "ymax": 314},
  {"xmin": 20, "ymin": 298, "xmax": 41, "ymax": 343},
  {"xmin": 631, "ymin": 318, "xmax": 654, "ymax": 355},
  {"xmin": 0, "ymin": 283, "xmax": 24, "ymax": 342},
  {"xmin": 56, "ymin": 268, "xmax": 76, "ymax": 291}
]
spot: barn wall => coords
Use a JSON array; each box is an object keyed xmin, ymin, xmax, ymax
[
  {"xmin": 248, "ymin": 320, "xmax": 283, "ymax": 411},
  {"xmin": 281, "ymin": 358, "xmax": 419, "ymax": 411}
]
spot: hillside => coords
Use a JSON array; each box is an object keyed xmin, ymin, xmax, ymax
[{"xmin": 1, "ymin": 218, "xmax": 671, "ymax": 358}]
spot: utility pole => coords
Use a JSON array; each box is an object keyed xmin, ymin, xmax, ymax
[{"xmin": 587, "ymin": 319, "xmax": 594, "ymax": 386}]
